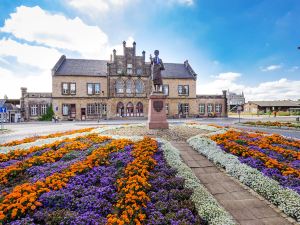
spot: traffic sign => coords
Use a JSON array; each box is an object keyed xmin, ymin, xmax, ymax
[
  {"xmin": 0, "ymin": 107, "xmax": 7, "ymax": 113},
  {"xmin": 0, "ymin": 99, "xmax": 5, "ymax": 108}
]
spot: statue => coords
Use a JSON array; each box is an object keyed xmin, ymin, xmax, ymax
[{"xmin": 150, "ymin": 50, "xmax": 165, "ymax": 93}]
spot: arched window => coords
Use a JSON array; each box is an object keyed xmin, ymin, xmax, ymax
[
  {"xmin": 126, "ymin": 102, "xmax": 134, "ymax": 117},
  {"xmin": 135, "ymin": 79, "xmax": 144, "ymax": 94},
  {"xmin": 126, "ymin": 79, "xmax": 134, "ymax": 94},
  {"xmin": 116, "ymin": 102, "xmax": 124, "ymax": 117},
  {"xmin": 136, "ymin": 102, "xmax": 143, "ymax": 117},
  {"xmin": 116, "ymin": 79, "xmax": 124, "ymax": 94}
]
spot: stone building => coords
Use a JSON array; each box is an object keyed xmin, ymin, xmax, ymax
[
  {"xmin": 24, "ymin": 41, "xmax": 228, "ymax": 120},
  {"xmin": 244, "ymin": 100, "xmax": 300, "ymax": 114},
  {"xmin": 20, "ymin": 87, "xmax": 52, "ymax": 120},
  {"xmin": 227, "ymin": 91, "xmax": 245, "ymax": 112}
]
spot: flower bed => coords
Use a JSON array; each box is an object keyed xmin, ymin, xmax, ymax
[
  {"xmin": 0, "ymin": 133, "xmax": 209, "ymax": 224},
  {"xmin": 188, "ymin": 130, "xmax": 300, "ymax": 221},
  {"xmin": 243, "ymin": 121, "xmax": 300, "ymax": 129},
  {"xmin": 0, "ymin": 128, "xmax": 95, "ymax": 147}
]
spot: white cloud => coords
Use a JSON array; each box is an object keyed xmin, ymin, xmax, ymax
[
  {"xmin": 0, "ymin": 67, "xmax": 52, "ymax": 99},
  {"xmin": 0, "ymin": 38, "xmax": 61, "ymax": 70},
  {"xmin": 0, "ymin": 6, "xmax": 109, "ymax": 58},
  {"xmin": 213, "ymin": 72, "xmax": 241, "ymax": 81},
  {"xmin": 198, "ymin": 72, "xmax": 300, "ymax": 101},
  {"xmin": 171, "ymin": 0, "xmax": 194, "ymax": 6},
  {"xmin": 261, "ymin": 64, "xmax": 282, "ymax": 72}
]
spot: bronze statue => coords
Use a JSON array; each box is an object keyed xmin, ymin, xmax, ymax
[{"xmin": 150, "ymin": 50, "xmax": 165, "ymax": 93}]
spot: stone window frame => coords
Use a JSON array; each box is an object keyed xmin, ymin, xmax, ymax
[
  {"xmin": 207, "ymin": 103, "xmax": 214, "ymax": 113},
  {"xmin": 30, "ymin": 104, "xmax": 38, "ymax": 116},
  {"xmin": 116, "ymin": 79, "xmax": 125, "ymax": 94},
  {"xmin": 62, "ymin": 104, "xmax": 70, "ymax": 116},
  {"xmin": 162, "ymin": 84, "xmax": 169, "ymax": 96},
  {"xmin": 136, "ymin": 102, "xmax": 144, "ymax": 117},
  {"xmin": 199, "ymin": 104, "xmax": 205, "ymax": 114},
  {"xmin": 215, "ymin": 103, "xmax": 222, "ymax": 113},
  {"xmin": 178, "ymin": 85, "xmax": 189, "ymax": 96},
  {"xmin": 125, "ymin": 79, "xmax": 134, "ymax": 94},
  {"xmin": 127, "ymin": 63, "xmax": 133, "ymax": 75},
  {"xmin": 41, "ymin": 104, "xmax": 48, "ymax": 115},
  {"xmin": 183, "ymin": 103, "xmax": 189, "ymax": 114},
  {"xmin": 136, "ymin": 68, "xmax": 143, "ymax": 75},
  {"xmin": 62, "ymin": 82, "xmax": 76, "ymax": 95},
  {"xmin": 87, "ymin": 83, "xmax": 101, "ymax": 95},
  {"xmin": 135, "ymin": 79, "xmax": 144, "ymax": 94}
]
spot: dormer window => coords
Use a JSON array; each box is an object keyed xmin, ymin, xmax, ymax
[
  {"xmin": 127, "ymin": 64, "xmax": 133, "ymax": 75},
  {"xmin": 136, "ymin": 68, "xmax": 142, "ymax": 75}
]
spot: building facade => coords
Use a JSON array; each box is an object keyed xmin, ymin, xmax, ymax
[
  {"xmin": 244, "ymin": 100, "xmax": 300, "ymax": 114},
  {"xmin": 23, "ymin": 41, "xmax": 228, "ymax": 120},
  {"xmin": 21, "ymin": 87, "xmax": 52, "ymax": 121},
  {"xmin": 227, "ymin": 91, "xmax": 245, "ymax": 112}
]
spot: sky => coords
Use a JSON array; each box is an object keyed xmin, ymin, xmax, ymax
[{"xmin": 0, "ymin": 0, "xmax": 299, "ymax": 101}]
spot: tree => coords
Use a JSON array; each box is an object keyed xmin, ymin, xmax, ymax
[{"xmin": 39, "ymin": 104, "xmax": 54, "ymax": 121}]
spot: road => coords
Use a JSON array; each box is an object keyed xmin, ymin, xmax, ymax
[{"xmin": 1, "ymin": 116, "xmax": 300, "ymax": 144}]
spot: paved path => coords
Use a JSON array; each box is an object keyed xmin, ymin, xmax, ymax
[{"xmin": 171, "ymin": 141, "xmax": 294, "ymax": 225}]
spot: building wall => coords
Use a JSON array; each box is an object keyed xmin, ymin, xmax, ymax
[
  {"xmin": 52, "ymin": 76, "xmax": 108, "ymax": 98},
  {"xmin": 163, "ymin": 78, "xmax": 196, "ymax": 98}
]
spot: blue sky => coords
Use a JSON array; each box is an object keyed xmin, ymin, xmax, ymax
[{"xmin": 0, "ymin": 0, "xmax": 299, "ymax": 100}]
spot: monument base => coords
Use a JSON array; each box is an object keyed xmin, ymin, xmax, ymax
[{"xmin": 147, "ymin": 93, "xmax": 169, "ymax": 129}]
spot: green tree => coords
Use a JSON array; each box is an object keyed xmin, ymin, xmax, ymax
[{"xmin": 39, "ymin": 104, "xmax": 54, "ymax": 121}]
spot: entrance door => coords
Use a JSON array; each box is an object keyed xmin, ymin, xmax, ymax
[
  {"xmin": 81, "ymin": 108, "xmax": 86, "ymax": 121},
  {"xmin": 70, "ymin": 104, "xmax": 76, "ymax": 118}
]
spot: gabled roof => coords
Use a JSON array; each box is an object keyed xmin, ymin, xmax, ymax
[
  {"xmin": 52, "ymin": 55, "xmax": 108, "ymax": 76},
  {"xmin": 52, "ymin": 55, "xmax": 197, "ymax": 79},
  {"xmin": 248, "ymin": 100, "xmax": 300, "ymax": 107},
  {"xmin": 162, "ymin": 62, "xmax": 196, "ymax": 79}
]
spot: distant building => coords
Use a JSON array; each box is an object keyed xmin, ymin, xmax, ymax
[
  {"xmin": 0, "ymin": 102, "xmax": 21, "ymax": 123},
  {"xmin": 227, "ymin": 91, "xmax": 245, "ymax": 112},
  {"xmin": 244, "ymin": 100, "xmax": 300, "ymax": 114},
  {"xmin": 20, "ymin": 87, "xmax": 52, "ymax": 121}
]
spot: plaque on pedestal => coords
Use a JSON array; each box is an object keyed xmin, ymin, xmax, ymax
[{"xmin": 147, "ymin": 93, "xmax": 169, "ymax": 129}]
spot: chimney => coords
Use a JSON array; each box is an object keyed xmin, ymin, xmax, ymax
[
  {"xmin": 21, "ymin": 87, "xmax": 27, "ymax": 98},
  {"xmin": 123, "ymin": 41, "xmax": 126, "ymax": 55},
  {"xmin": 184, "ymin": 60, "xmax": 188, "ymax": 67},
  {"xmin": 142, "ymin": 50, "xmax": 145, "ymax": 61},
  {"xmin": 113, "ymin": 49, "xmax": 116, "ymax": 62},
  {"xmin": 133, "ymin": 41, "xmax": 136, "ymax": 56},
  {"xmin": 222, "ymin": 90, "xmax": 227, "ymax": 97}
]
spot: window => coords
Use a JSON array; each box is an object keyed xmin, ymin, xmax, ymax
[
  {"xmin": 116, "ymin": 79, "xmax": 124, "ymax": 93},
  {"xmin": 127, "ymin": 64, "xmax": 133, "ymax": 75},
  {"xmin": 30, "ymin": 105, "xmax": 37, "ymax": 116},
  {"xmin": 199, "ymin": 104, "xmax": 205, "ymax": 114},
  {"xmin": 183, "ymin": 103, "xmax": 189, "ymax": 114},
  {"xmin": 178, "ymin": 85, "xmax": 189, "ymax": 95},
  {"xmin": 165, "ymin": 103, "xmax": 169, "ymax": 115},
  {"xmin": 62, "ymin": 104, "xmax": 69, "ymax": 116},
  {"xmin": 62, "ymin": 83, "xmax": 69, "ymax": 95},
  {"xmin": 87, "ymin": 83, "xmax": 93, "ymax": 95},
  {"xmin": 136, "ymin": 102, "xmax": 143, "ymax": 117},
  {"xmin": 41, "ymin": 104, "xmax": 48, "ymax": 115},
  {"xmin": 135, "ymin": 79, "xmax": 144, "ymax": 94},
  {"xmin": 136, "ymin": 68, "xmax": 143, "ymax": 75},
  {"xmin": 163, "ymin": 85, "xmax": 169, "ymax": 96},
  {"xmin": 117, "ymin": 68, "xmax": 123, "ymax": 74},
  {"xmin": 207, "ymin": 103, "xmax": 214, "ymax": 113},
  {"xmin": 87, "ymin": 104, "xmax": 95, "ymax": 115},
  {"xmin": 102, "ymin": 104, "xmax": 107, "ymax": 114},
  {"xmin": 95, "ymin": 83, "xmax": 101, "ymax": 94},
  {"xmin": 126, "ymin": 79, "xmax": 134, "ymax": 94},
  {"xmin": 126, "ymin": 102, "xmax": 134, "ymax": 117},
  {"xmin": 70, "ymin": 83, "xmax": 76, "ymax": 95},
  {"xmin": 215, "ymin": 104, "xmax": 222, "ymax": 113}
]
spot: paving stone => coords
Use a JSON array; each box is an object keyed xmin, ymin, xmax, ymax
[
  {"xmin": 241, "ymin": 199, "xmax": 266, "ymax": 208},
  {"xmin": 185, "ymin": 160, "xmax": 201, "ymax": 168},
  {"xmin": 205, "ymin": 183, "xmax": 227, "ymax": 194},
  {"xmin": 249, "ymin": 207, "xmax": 278, "ymax": 219},
  {"xmin": 211, "ymin": 173, "xmax": 232, "ymax": 182},
  {"xmin": 230, "ymin": 208, "xmax": 256, "ymax": 220},
  {"xmin": 239, "ymin": 219, "xmax": 264, "ymax": 225},
  {"xmin": 221, "ymin": 181, "xmax": 245, "ymax": 192},
  {"xmin": 195, "ymin": 173, "xmax": 219, "ymax": 184},
  {"xmin": 231, "ymin": 191, "xmax": 256, "ymax": 200},
  {"xmin": 260, "ymin": 217, "xmax": 291, "ymax": 225},
  {"xmin": 221, "ymin": 200, "xmax": 248, "ymax": 210},
  {"xmin": 203, "ymin": 166, "xmax": 220, "ymax": 174},
  {"xmin": 191, "ymin": 167, "xmax": 206, "ymax": 174},
  {"xmin": 214, "ymin": 193, "xmax": 236, "ymax": 201}
]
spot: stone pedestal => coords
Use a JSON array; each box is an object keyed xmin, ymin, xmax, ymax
[{"xmin": 147, "ymin": 93, "xmax": 169, "ymax": 129}]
